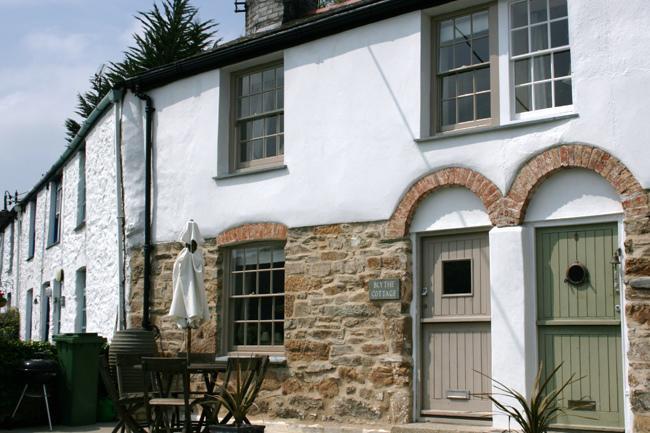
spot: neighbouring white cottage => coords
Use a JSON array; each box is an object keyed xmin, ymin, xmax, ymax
[{"xmin": 1, "ymin": 0, "xmax": 650, "ymax": 431}]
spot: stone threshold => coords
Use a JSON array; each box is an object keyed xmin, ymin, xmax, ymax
[
  {"xmin": 253, "ymin": 419, "xmax": 391, "ymax": 433},
  {"xmin": 392, "ymin": 423, "xmax": 497, "ymax": 433}
]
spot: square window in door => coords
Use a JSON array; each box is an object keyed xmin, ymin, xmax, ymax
[{"xmin": 442, "ymin": 259, "xmax": 472, "ymax": 295}]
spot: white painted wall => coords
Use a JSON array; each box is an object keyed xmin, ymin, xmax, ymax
[
  {"xmin": 410, "ymin": 187, "xmax": 491, "ymax": 233},
  {"xmin": 119, "ymin": 0, "xmax": 650, "ymax": 247},
  {"xmin": 524, "ymin": 169, "xmax": 623, "ymax": 222},
  {"xmin": 8, "ymin": 107, "xmax": 119, "ymax": 341}
]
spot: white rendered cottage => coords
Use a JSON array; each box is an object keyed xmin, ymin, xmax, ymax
[{"xmin": 2, "ymin": 0, "xmax": 650, "ymax": 432}]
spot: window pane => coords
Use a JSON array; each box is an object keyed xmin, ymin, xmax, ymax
[
  {"xmin": 530, "ymin": 24, "xmax": 548, "ymax": 51},
  {"xmin": 515, "ymin": 85, "xmax": 532, "ymax": 113},
  {"xmin": 234, "ymin": 324, "xmax": 245, "ymax": 345},
  {"xmin": 260, "ymin": 323, "xmax": 272, "ymax": 345},
  {"xmin": 454, "ymin": 42, "xmax": 471, "ymax": 68},
  {"xmin": 511, "ymin": 28, "xmax": 529, "ymax": 56},
  {"xmin": 240, "ymin": 75, "xmax": 249, "ymax": 96},
  {"xmin": 442, "ymin": 260, "xmax": 472, "ymax": 295},
  {"xmin": 279, "ymin": 135, "xmax": 284, "ymax": 154},
  {"xmin": 457, "ymin": 71, "xmax": 473, "ymax": 95},
  {"xmin": 250, "ymin": 94, "xmax": 262, "ymax": 115},
  {"xmin": 274, "ymin": 296, "xmax": 284, "ymax": 319},
  {"xmin": 476, "ymin": 93, "xmax": 491, "ymax": 119},
  {"xmin": 263, "ymin": 69, "xmax": 275, "ymax": 91},
  {"xmin": 239, "ymin": 141, "xmax": 248, "ymax": 163},
  {"xmin": 272, "ymin": 270, "xmax": 284, "ymax": 293},
  {"xmin": 550, "ymin": 19, "xmax": 569, "ymax": 47},
  {"xmin": 458, "ymin": 95, "xmax": 473, "ymax": 123},
  {"xmin": 263, "ymin": 91, "xmax": 275, "ymax": 111},
  {"xmin": 553, "ymin": 50, "xmax": 571, "ymax": 77},
  {"xmin": 472, "ymin": 37, "xmax": 489, "ymax": 64},
  {"xmin": 455, "ymin": 15, "xmax": 471, "ymax": 41},
  {"xmin": 533, "ymin": 54, "xmax": 551, "ymax": 81},
  {"xmin": 440, "ymin": 19, "xmax": 454, "ymax": 43},
  {"xmin": 244, "ymin": 272, "xmax": 256, "ymax": 294},
  {"xmin": 441, "ymin": 99, "xmax": 456, "ymax": 126},
  {"xmin": 251, "ymin": 139, "xmax": 263, "ymax": 160},
  {"xmin": 475, "ymin": 67, "xmax": 490, "ymax": 92},
  {"xmin": 259, "ymin": 247, "xmax": 272, "ymax": 269},
  {"xmin": 529, "ymin": 0, "xmax": 547, "ymax": 24},
  {"xmin": 276, "ymin": 89, "xmax": 284, "ymax": 109},
  {"xmin": 510, "ymin": 1, "xmax": 528, "ymax": 28},
  {"xmin": 439, "ymin": 46, "xmax": 453, "ymax": 72},
  {"xmin": 250, "ymin": 72, "xmax": 262, "ymax": 94},
  {"xmin": 259, "ymin": 271, "xmax": 271, "ymax": 294},
  {"xmin": 549, "ymin": 0, "xmax": 568, "ymax": 19},
  {"xmin": 261, "ymin": 297, "xmax": 273, "ymax": 320},
  {"xmin": 276, "ymin": 66, "xmax": 284, "ymax": 87},
  {"xmin": 555, "ymin": 78, "xmax": 572, "ymax": 106},
  {"xmin": 246, "ymin": 323, "xmax": 258, "ymax": 345},
  {"xmin": 234, "ymin": 299, "xmax": 245, "ymax": 321},
  {"xmin": 238, "ymin": 97, "xmax": 249, "ymax": 118},
  {"xmin": 266, "ymin": 116, "xmax": 277, "ymax": 135},
  {"xmin": 534, "ymin": 81, "xmax": 552, "ymax": 109},
  {"xmin": 514, "ymin": 58, "xmax": 531, "ymax": 85},
  {"xmin": 245, "ymin": 248, "xmax": 257, "ymax": 270},
  {"xmin": 233, "ymin": 273, "xmax": 243, "ymax": 295},
  {"xmin": 252, "ymin": 119, "xmax": 264, "ymax": 138},
  {"xmin": 266, "ymin": 137, "xmax": 277, "ymax": 157},
  {"xmin": 248, "ymin": 298, "xmax": 259, "ymax": 320},
  {"xmin": 472, "ymin": 11, "xmax": 489, "ymax": 36},
  {"xmin": 274, "ymin": 322, "xmax": 284, "ymax": 346},
  {"xmin": 442, "ymin": 75, "xmax": 456, "ymax": 99},
  {"xmin": 273, "ymin": 247, "xmax": 285, "ymax": 266}
]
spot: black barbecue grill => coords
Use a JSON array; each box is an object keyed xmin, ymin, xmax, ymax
[{"xmin": 11, "ymin": 358, "xmax": 58, "ymax": 431}]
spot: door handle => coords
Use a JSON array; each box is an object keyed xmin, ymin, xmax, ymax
[{"xmin": 421, "ymin": 287, "xmax": 428, "ymax": 296}]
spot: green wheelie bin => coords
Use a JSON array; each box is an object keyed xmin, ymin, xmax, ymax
[{"xmin": 53, "ymin": 333, "xmax": 106, "ymax": 425}]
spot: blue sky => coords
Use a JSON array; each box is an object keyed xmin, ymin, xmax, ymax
[{"xmin": 0, "ymin": 0, "xmax": 244, "ymax": 197}]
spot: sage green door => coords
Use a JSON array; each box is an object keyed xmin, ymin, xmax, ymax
[
  {"xmin": 420, "ymin": 232, "xmax": 491, "ymax": 419},
  {"xmin": 536, "ymin": 223, "xmax": 624, "ymax": 430}
]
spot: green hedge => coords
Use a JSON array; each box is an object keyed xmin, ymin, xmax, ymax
[{"xmin": 0, "ymin": 308, "xmax": 20, "ymax": 340}]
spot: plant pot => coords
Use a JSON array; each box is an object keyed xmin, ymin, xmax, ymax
[{"xmin": 208, "ymin": 424, "xmax": 265, "ymax": 433}]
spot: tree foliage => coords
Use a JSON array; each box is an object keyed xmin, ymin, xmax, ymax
[{"xmin": 64, "ymin": 0, "xmax": 218, "ymax": 142}]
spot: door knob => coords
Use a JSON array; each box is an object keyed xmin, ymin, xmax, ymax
[{"xmin": 421, "ymin": 287, "xmax": 428, "ymax": 296}]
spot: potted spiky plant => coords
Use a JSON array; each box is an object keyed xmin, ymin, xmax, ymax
[
  {"xmin": 207, "ymin": 356, "xmax": 269, "ymax": 433},
  {"xmin": 480, "ymin": 363, "xmax": 588, "ymax": 433}
]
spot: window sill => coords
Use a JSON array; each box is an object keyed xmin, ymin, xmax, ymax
[
  {"xmin": 216, "ymin": 353, "xmax": 287, "ymax": 366},
  {"xmin": 46, "ymin": 241, "xmax": 60, "ymax": 250},
  {"xmin": 213, "ymin": 164, "xmax": 287, "ymax": 180},
  {"xmin": 416, "ymin": 112, "xmax": 579, "ymax": 143},
  {"xmin": 26, "ymin": 255, "xmax": 34, "ymax": 262},
  {"xmin": 74, "ymin": 221, "xmax": 86, "ymax": 232}
]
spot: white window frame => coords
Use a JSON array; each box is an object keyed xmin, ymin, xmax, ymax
[
  {"xmin": 27, "ymin": 200, "xmax": 36, "ymax": 260},
  {"xmin": 75, "ymin": 267, "xmax": 87, "ymax": 333},
  {"xmin": 77, "ymin": 148, "xmax": 86, "ymax": 227},
  {"xmin": 48, "ymin": 176, "xmax": 62, "ymax": 247},
  {"xmin": 506, "ymin": 0, "xmax": 574, "ymax": 121},
  {"xmin": 230, "ymin": 61, "xmax": 285, "ymax": 172},
  {"xmin": 431, "ymin": 3, "xmax": 500, "ymax": 133}
]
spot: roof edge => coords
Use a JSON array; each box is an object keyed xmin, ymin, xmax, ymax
[{"xmin": 19, "ymin": 88, "xmax": 124, "ymax": 207}]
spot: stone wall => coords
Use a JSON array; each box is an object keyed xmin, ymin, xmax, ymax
[{"xmin": 127, "ymin": 220, "xmax": 413, "ymax": 425}]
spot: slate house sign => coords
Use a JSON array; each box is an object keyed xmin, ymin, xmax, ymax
[{"xmin": 369, "ymin": 279, "xmax": 400, "ymax": 300}]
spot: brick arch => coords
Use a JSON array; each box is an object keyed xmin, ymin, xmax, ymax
[
  {"xmin": 386, "ymin": 167, "xmax": 503, "ymax": 238},
  {"xmin": 503, "ymin": 144, "xmax": 649, "ymax": 225},
  {"xmin": 216, "ymin": 222, "xmax": 288, "ymax": 247}
]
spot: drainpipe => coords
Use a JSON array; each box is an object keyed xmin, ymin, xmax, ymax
[
  {"xmin": 135, "ymin": 89, "xmax": 154, "ymax": 331},
  {"xmin": 113, "ymin": 90, "xmax": 127, "ymax": 330}
]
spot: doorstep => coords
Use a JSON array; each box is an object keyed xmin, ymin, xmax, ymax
[
  {"xmin": 392, "ymin": 423, "xmax": 498, "ymax": 433},
  {"xmin": 253, "ymin": 419, "xmax": 391, "ymax": 433}
]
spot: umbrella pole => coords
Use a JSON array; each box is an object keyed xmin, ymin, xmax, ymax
[{"xmin": 186, "ymin": 327, "xmax": 191, "ymax": 365}]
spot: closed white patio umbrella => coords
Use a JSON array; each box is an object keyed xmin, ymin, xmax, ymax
[{"xmin": 168, "ymin": 219, "xmax": 210, "ymax": 363}]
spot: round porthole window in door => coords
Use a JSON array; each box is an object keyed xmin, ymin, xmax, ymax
[{"xmin": 565, "ymin": 261, "xmax": 588, "ymax": 286}]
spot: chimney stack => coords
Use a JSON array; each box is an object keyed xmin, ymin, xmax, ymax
[{"xmin": 245, "ymin": 0, "xmax": 319, "ymax": 35}]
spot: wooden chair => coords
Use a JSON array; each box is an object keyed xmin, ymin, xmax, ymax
[
  {"xmin": 142, "ymin": 357, "xmax": 194, "ymax": 433},
  {"xmin": 98, "ymin": 354, "xmax": 148, "ymax": 433}
]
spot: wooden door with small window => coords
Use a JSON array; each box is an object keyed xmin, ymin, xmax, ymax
[
  {"xmin": 420, "ymin": 232, "xmax": 491, "ymax": 418},
  {"xmin": 536, "ymin": 224, "xmax": 624, "ymax": 430}
]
